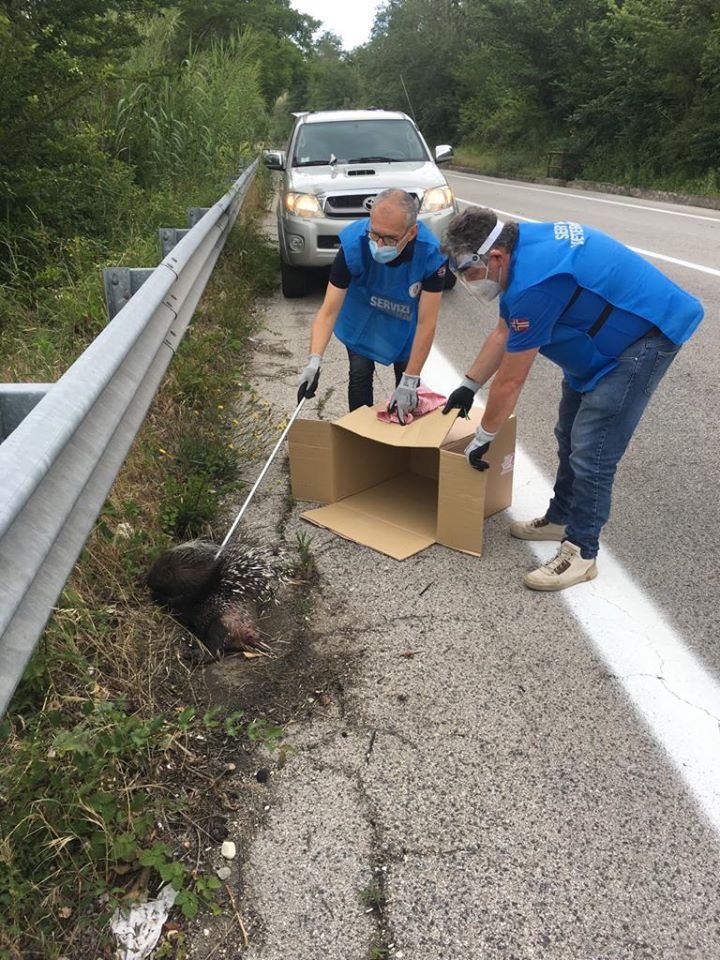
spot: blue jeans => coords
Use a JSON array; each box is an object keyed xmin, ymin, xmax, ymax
[
  {"xmin": 545, "ymin": 331, "xmax": 681, "ymax": 559},
  {"xmin": 347, "ymin": 348, "xmax": 406, "ymax": 411}
]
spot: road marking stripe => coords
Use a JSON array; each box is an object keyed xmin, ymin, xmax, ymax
[
  {"xmin": 449, "ymin": 171, "xmax": 720, "ymax": 224},
  {"xmin": 456, "ymin": 198, "xmax": 720, "ymax": 279},
  {"xmin": 422, "ymin": 345, "xmax": 720, "ymax": 834}
]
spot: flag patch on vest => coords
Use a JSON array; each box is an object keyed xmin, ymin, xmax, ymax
[
  {"xmin": 370, "ymin": 295, "xmax": 413, "ymax": 321},
  {"xmin": 511, "ymin": 317, "xmax": 530, "ymax": 331}
]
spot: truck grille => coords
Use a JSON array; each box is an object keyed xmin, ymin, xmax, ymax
[{"xmin": 324, "ymin": 192, "xmax": 421, "ymax": 219}]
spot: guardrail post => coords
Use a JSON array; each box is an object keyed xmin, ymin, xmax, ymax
[
  {"xmin": 0, "ymin": 385, "xmax": 51, "ymax": 442},
  {"xmin": 187, "ymin": 207, "xmax": 211, "ymax": 228},
  {"xmin": 103, "ymin": 268, "xmax": 155, "ymax": 321},
  {"xmin": 159, "ymin": 227, "xmax": 190, "ymax": 259}
]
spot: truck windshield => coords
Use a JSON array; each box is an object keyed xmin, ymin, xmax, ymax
[{"xmin": 292, "ymin": 120, "xmax": 429, "ymax": 167}]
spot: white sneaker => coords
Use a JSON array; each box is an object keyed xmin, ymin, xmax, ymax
[
  {"xmin": 510, "ymin": 516, "xmax": 567, "ymax": 541},
  {"xmin": 524, "ymin": 541, "xmax": 598, "ymax": 592}
]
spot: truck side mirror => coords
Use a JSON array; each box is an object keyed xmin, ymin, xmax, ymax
[
  {"xmin": 434, "ymin": 144, "xmax": 454, "ymax": 166},
  {"xmin": 264, "ymin": 150, "xmax": 285, "ymax": 171}
]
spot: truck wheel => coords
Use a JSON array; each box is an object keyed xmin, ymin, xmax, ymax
[
  {"xmin": 280, "ymin": 258, "xmax": 310, "ymax": 298},
  {"xmin": 444, "ymin": 269, "xmax": 458, "ymax": 290}
]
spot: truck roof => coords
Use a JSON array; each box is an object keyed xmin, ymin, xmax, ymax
[{"xmin": 299, "ymin": 109, "xmax": 411, "ymax": 124}]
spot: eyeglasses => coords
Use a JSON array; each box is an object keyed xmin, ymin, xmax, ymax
[
  {"xmin": 368, "ymin": 226, "xmax": 408, "ymax": 246},
  {"xmin": 449, "ymin": 250, "xmax": 489, "ymax": 276}
]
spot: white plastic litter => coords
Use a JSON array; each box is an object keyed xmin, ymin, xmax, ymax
[{"xmin": 111, "ymin": 883, "xmax": 178, "ymax": 960}]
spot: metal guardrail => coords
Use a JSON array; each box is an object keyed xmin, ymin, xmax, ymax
[{"xmin": 0, "ymin": 160, "xmax": 258, "ymax": 717}]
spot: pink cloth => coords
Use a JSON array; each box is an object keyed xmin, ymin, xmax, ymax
[{"xmin": 377, "ymin": 386, "xmax": 447, "ymax": 425}]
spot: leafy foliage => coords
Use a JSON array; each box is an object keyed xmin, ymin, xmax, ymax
[{"xmin": 354, "ymin": 0, "xmax": 720, "ymax": 193}]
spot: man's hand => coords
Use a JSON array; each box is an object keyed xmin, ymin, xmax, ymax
[
  {"xmin": 387, "ymin": 373, "xmax": 420, "ymax": 425},
  {"xmin": 464, "ymin": 425, "xmax": 497, "ymax": 471},
  {"xmin": 297, "ymin": 354, "xmax": 322, "ymax": 404},
  {"xmin": 442, "ymin": 376, "xmax": 481, "ymax": 416}
]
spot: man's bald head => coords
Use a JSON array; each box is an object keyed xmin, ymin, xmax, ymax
[{"xmin": 372, "ymin": 189, "xmax": 419, "ymax": 229}]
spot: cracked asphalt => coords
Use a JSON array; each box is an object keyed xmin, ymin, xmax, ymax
[{"xmin": 207, "ymin": 180, "xmax": 720, "ymax": 960}]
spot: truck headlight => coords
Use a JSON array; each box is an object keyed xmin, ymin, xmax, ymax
[
  {"xmin": 284, "ymin": 192, "xmax": 323, "ymax": 218},
  {"xmin": 421, "ymin": 185, "xmax": 454, "ymax": 212}
]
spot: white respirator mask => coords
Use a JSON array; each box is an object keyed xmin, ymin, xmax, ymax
[
  {"xmin": 451, "ymin": 218, "xmax": 505, "ymax": 303},
  {"xmin": 459, "ymin": 271, "xmax": 503, "ymax": 303}
]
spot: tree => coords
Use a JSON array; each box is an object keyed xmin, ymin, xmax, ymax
[
  {"xmin": 354, "ymin": 0, "xmax": 466, "ymax": 144},
  {"xmin": 306, "ymin": 32, "xmax": 362, "ymax": 111}
]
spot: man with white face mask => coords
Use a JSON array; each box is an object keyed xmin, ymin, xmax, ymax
[
  {"xmin": 442, "ymin": 207, "xmax": 703, "ymax": 591},
  {"xmin": 297, "ymin": 189, "xmax": 447, "ymax": 422}
]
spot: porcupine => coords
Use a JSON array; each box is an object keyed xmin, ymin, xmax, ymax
[{"xmin": 147, "ymin": 539, "xmax": 288, "ymax": 660}]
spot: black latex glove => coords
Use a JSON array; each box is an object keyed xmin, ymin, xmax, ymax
[
  {"xmin": 442, "ymin": 385, "xmax": 476, "ymax": 417},
  {"xmin": 467, "ymin": 442, "xmax": 491, "ymax": 471}
]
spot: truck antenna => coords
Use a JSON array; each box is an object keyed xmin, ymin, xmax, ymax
[{"xmin": 399, "ymin": 74, "xmax": 416, "ymax": 121}]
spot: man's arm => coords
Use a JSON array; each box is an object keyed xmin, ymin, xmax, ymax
[
  {"xmin": 466, "ymin": 317, "xmax": 510, "ymax": 386},
  {"xmin": 309, "ymin": 282, "xmax": 348, "ymax": 356},
  {"xmin": 404, "ymin": 290, "xmax": 442, "ymax": 376},
  {"xmin": 480, "ymin": 347, "xmax": 538, "ymax": 433}
]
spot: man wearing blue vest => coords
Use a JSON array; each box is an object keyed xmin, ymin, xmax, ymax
[
  {"xmin": 442, "ymin": 207, "xmax": 703, "ymax": 592},
  {"xmin": 297, "ymin": 189, "xmax": 447, "ymax": 422}
]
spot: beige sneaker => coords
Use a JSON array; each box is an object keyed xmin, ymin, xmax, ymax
[
  {"xmin": 524, "ymin": 541, "xmax": 598, "ymax": 591},
  {"xmin": 510, "ymin": 516, "xmax": 567, "ymax": 541}
]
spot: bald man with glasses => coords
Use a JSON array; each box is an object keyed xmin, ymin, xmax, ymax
[{"xmin": 297, "ymin": 189, "xmax": 448, "ymax": 422}]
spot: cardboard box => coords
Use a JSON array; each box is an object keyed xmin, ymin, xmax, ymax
[{"xmin": 288, "ymin": 405, "xmax": 516, "ymax": 561}]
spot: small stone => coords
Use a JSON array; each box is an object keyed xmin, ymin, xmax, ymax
[
  {"xmin": 216, "ymin": 866, "xmax": 232, "ymax": 881},
  {"xmin": 226, "ymin": 762, "xmax": 236, "ymax": 772},
  {"xmin": 221, "ymin": 841, "xmax": 236, "ymax": 860}
]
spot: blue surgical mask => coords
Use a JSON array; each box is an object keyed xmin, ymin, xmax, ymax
[{"xmin": 369, "ymin": 238, "xmax": 400, "ymax": 264}]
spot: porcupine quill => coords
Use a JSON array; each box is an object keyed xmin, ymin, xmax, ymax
[
  {"xmin": 146, "ymin": 399, "xmax": 307, "ymax": 660},
  {"xmin": 147, "ymin": 539, "xmax": 288, "ymax": 661}
]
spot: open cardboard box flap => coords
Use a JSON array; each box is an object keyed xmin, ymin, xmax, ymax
[
  {"xmin": 333, "ymin": 404, "xmax": 462, "ymax": 448},
  {"xmin": 288, "ymin": 404, "xmax": 516, "ymax": 560}
]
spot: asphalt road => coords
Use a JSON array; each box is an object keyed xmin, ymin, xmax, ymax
[{"xmin": 199, "ymin": 176, "xmax": 720, "ymax": 960}]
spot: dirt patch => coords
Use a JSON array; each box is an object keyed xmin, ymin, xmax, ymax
[{"xmin": 197, "ymin": 583, "xmax": 357, "ymax": 731}]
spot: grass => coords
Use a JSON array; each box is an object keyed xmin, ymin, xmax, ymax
[
  {"xmin": 452, "ymin": 142, "xmax": 720, "ymax": 200},
  {"xmin": 358, "ymin": 882, "xmax": 385, "ymax": 912},
  {"xmin": 452, "ymin": 143, "xmax": 548, "ymax": 181},
  {"xmin": 0, "ymin": 168, "xmax": 292, "ymax": 959},
  {"xmin": 293, "ymin": 530, "xmax": 317, "ymax": 582}
]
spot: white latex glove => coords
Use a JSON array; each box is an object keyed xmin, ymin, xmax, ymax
[
  {"xmin": 387, "ymin": 372, "xmax": 420, "ymax": 425},
  {"xmin": 297, "ymin": 354, "xmax": 322, "ymax": 403}
]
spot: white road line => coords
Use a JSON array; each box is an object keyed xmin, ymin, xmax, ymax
[
  {"xmin": 422, "ymin": 345, "xmax": 720, "ymax": 835},
  {"xmin": 449, "ymin": 171, "xmax": 720, "ymax": 224},
  {"xmin": 456, "ymin": 197, "xmax": 720, "ymax": 279}
]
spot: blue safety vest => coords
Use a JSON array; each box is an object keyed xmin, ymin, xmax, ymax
[
  {"xmin": 501, "ymin": 222, "xmax": 704, "ymax": 391},
  {"xmin": 334, "ymin": 219, "xmax": 446, "ymax": 365}
]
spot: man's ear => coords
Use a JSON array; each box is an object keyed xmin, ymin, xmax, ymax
[
  {"xmin": 408, "ymin": 223, "xmax": 419, "ymax": 241},
  {"xmin": 489, "ymin": 247, "xmax": 508, "ymax": 269}
]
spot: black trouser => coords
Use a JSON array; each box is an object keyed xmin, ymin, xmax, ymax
[{"xmin": 347, "ymin": 348, "xmax": 406, "ymax": 411}]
